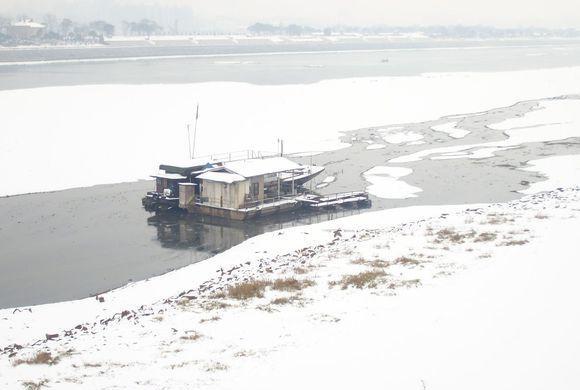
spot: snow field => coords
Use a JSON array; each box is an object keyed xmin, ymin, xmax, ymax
[{"xmin": 2, "ymin": 67, "xmax": 580, "ymax": 196}]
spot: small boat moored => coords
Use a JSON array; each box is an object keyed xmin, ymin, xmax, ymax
[{"xmin": 142, "ymin": 151, "xmax": 370, "ymax": 220}]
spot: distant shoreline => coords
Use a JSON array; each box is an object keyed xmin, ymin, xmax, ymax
[{"xmin": 1, "ymin": 37, "xmax": 579, "ymax": 65}]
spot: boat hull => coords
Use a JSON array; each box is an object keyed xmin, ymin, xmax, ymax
[
  {"xmin": 187, "ymin": 201, "xmax": 300, "ymax": 221},
  {"xmin": 142, "ymin": 193, "xmax": 180, "ymax": 212}
]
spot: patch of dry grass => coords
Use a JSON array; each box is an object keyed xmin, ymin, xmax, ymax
[
  {"xmin": 21, "ymin": 380, "xmax": 49, "ymax": 390},
  {"xmin": 176, "ymin": 298, "xmax": 193, "ymax": 308},
  {"xmin": 385, "ymin": 279, "xmax": 422, "ymax": 289},
  {"xmin": 485, "ymin": 213, "xmax": 515, "ymax": 225},
  {"xmin": 435, "ymin": 228, "xmax": 476, "ymax": 244},
  {"xmin": 330, "ymin": 270, "xmax": 386, "ymax": 290},
  {"xmin": 293, "ymin": 267, "xmax": 309, "ymax": 275},
  {"xmin": 62, "ymin": 377, "xmax": 82, "ymax": 384},
  {"xmin": 271, "ymin": 277, "xmax": 315, "ymax": 292},
  {"xmin": 180, "ymin": 331, "xmax": 202, "ymax": 341},
  {"xmin": 210, "ymin": 291, "xmax": 227, "ymax": 299},
  {"xmin": 393, "ymin": 256, "xmax": 421, "ymax": 266},
  {"xmin": 205, "ymin": 362, "xmax": 228, "ymax": 372},
  {"xmin": 233, "ymin": 350, "xmax": 256, "ymax": 358},
  {"xmin": 401, "ymin": 279, "xmax": 421, "ymax": 288},
  {"xmin": 351, "ymin": 258, "xmax": 390, "ymax": 268},
  {"xmin": 474, "ymin": 232, "xmax": 498, "ymax": 242},
  {"xmin": 13, "ymin": 350, "xmax": 72, "ymax": 366},
  {"xmin": 227, "ymin": 280, "xmax": 271, "ymax": 300},
  {"xmin": 199, "ymin": 316, "xmax": 221, "ymax": 324},
  {"xmin": 169, "ymin": 361, "xmax": 196, "ymax": 370},
  {"xmin": 499, "ymin": 239, "xmax": 529, "ymax": 246},
  {"xmin": 83, "ymin": 362, "xmax": 102, "ymax": 368},
  {"xmin": 270, "ymin": 295, "xmax": 303, "ymax": 306},
  {"xmin": 199, "ymin": 300, "xmax": 230, "ymax": 311},
  {"xmin": 270, "ymin": 297, "xmax": 291, "ymax": 305}
]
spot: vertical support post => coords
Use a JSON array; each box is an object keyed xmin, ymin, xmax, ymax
[
  {"xmin": 310, "ymin": 155, "xmax": 313, "ymax": 192},
  {"xmin": 277, "ymin": 173, "xmax": 280, "ymax": 200},
  {"xmin": 192, "ymin": 104, "xmax": 199, "ymax": 158},
  {"xmin": 186, "ymin": 124, "xmax": 192, "ymax": 159}
]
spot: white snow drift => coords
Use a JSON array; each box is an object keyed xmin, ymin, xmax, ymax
[
  {"xmin": 519, "ymin": 154, "xmax": 580, "ymax": 194},
  {"xmin": 363, "ymin": 166, "xmax": 422, "ymax": 199},
  {"xmin": 381, "ymin": 130, "xmax": 424, "ymax": 144}
]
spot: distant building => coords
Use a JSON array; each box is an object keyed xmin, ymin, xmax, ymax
[{"xmin": 8, "ymin": 20, "xmax": 45, "ymax": 39}]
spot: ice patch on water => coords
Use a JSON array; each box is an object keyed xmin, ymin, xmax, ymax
[
  {"xmin": 382, "ymin": 131, "xmax": 424, "ymax": 144},
  {"xmin": 363, "ymin": 166, "xmax": 422, "ymax": 199}
]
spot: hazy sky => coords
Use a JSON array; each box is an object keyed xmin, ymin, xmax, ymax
[{"xmin": 2, "ymin": 0, "xmax": 580, "ymax": 30}]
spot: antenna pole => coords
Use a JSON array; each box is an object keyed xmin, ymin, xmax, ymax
[
  {"xmin": 192, "ymin": 103, "xmax": 199, "ymax": 158},
  {"xmin": 186, "ymin": 124, "xmax": 192, "ymax": 159}
]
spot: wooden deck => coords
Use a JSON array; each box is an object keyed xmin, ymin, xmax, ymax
[{"xmin": 297, "ymin": 191, "xmax": 371, "ymax": 208}]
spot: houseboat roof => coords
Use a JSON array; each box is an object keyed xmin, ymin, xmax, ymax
[
  {"xmin": 159, "ymin": 159, "xmax": 216, "ymax": 177},
  {"xmin": 223, "ymin": 157, "xmax": 300, "ymax": 178},
  {"xmin": 197, "ymin": 171, "xmax": 246, "ymax": 184},
  {"xmin": 160, "ymin": 157, "xmax": 215, "ymax": 170},
  {"xmin": 151, "ymin": 172, "xmax": 187, "ymax": 180}
]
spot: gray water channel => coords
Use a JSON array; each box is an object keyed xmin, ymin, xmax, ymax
[
  {"xmin": 297, "ymin": 96, "xmax": 580, "ymax": 208},
  {"xmin": 1, "ymin": 40, "xmax": 580, "ymax": 90},
  {"xmin": 0, "ymin": 182, "xmax": 367, "ymax": 309}
]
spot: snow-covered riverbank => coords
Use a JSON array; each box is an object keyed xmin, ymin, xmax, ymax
[{"xmin": 2, "ymin": 174, "xmax": 579, "ymax": 389}]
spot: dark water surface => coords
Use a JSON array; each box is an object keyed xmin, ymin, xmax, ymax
[{"xmin": 0, "ymin": 181, "xmax": 367, "ymax": 309}]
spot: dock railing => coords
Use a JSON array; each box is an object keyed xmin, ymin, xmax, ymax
[
  {"xmin": 318, "ymin": 191, "xmax": 368, "ymax": 201},
  {"xmin": 195, "ymin": 150, "xmax": 280, "ymax": 164}
]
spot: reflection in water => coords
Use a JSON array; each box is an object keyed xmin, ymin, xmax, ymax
[{"xmin": 147, "ymin": 206, "xmax": 371, "ymax": 254}]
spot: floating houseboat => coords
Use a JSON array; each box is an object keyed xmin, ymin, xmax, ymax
[{"xmin": 143, "ymin": 151, "xmax": 370, "ymax": 220}]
